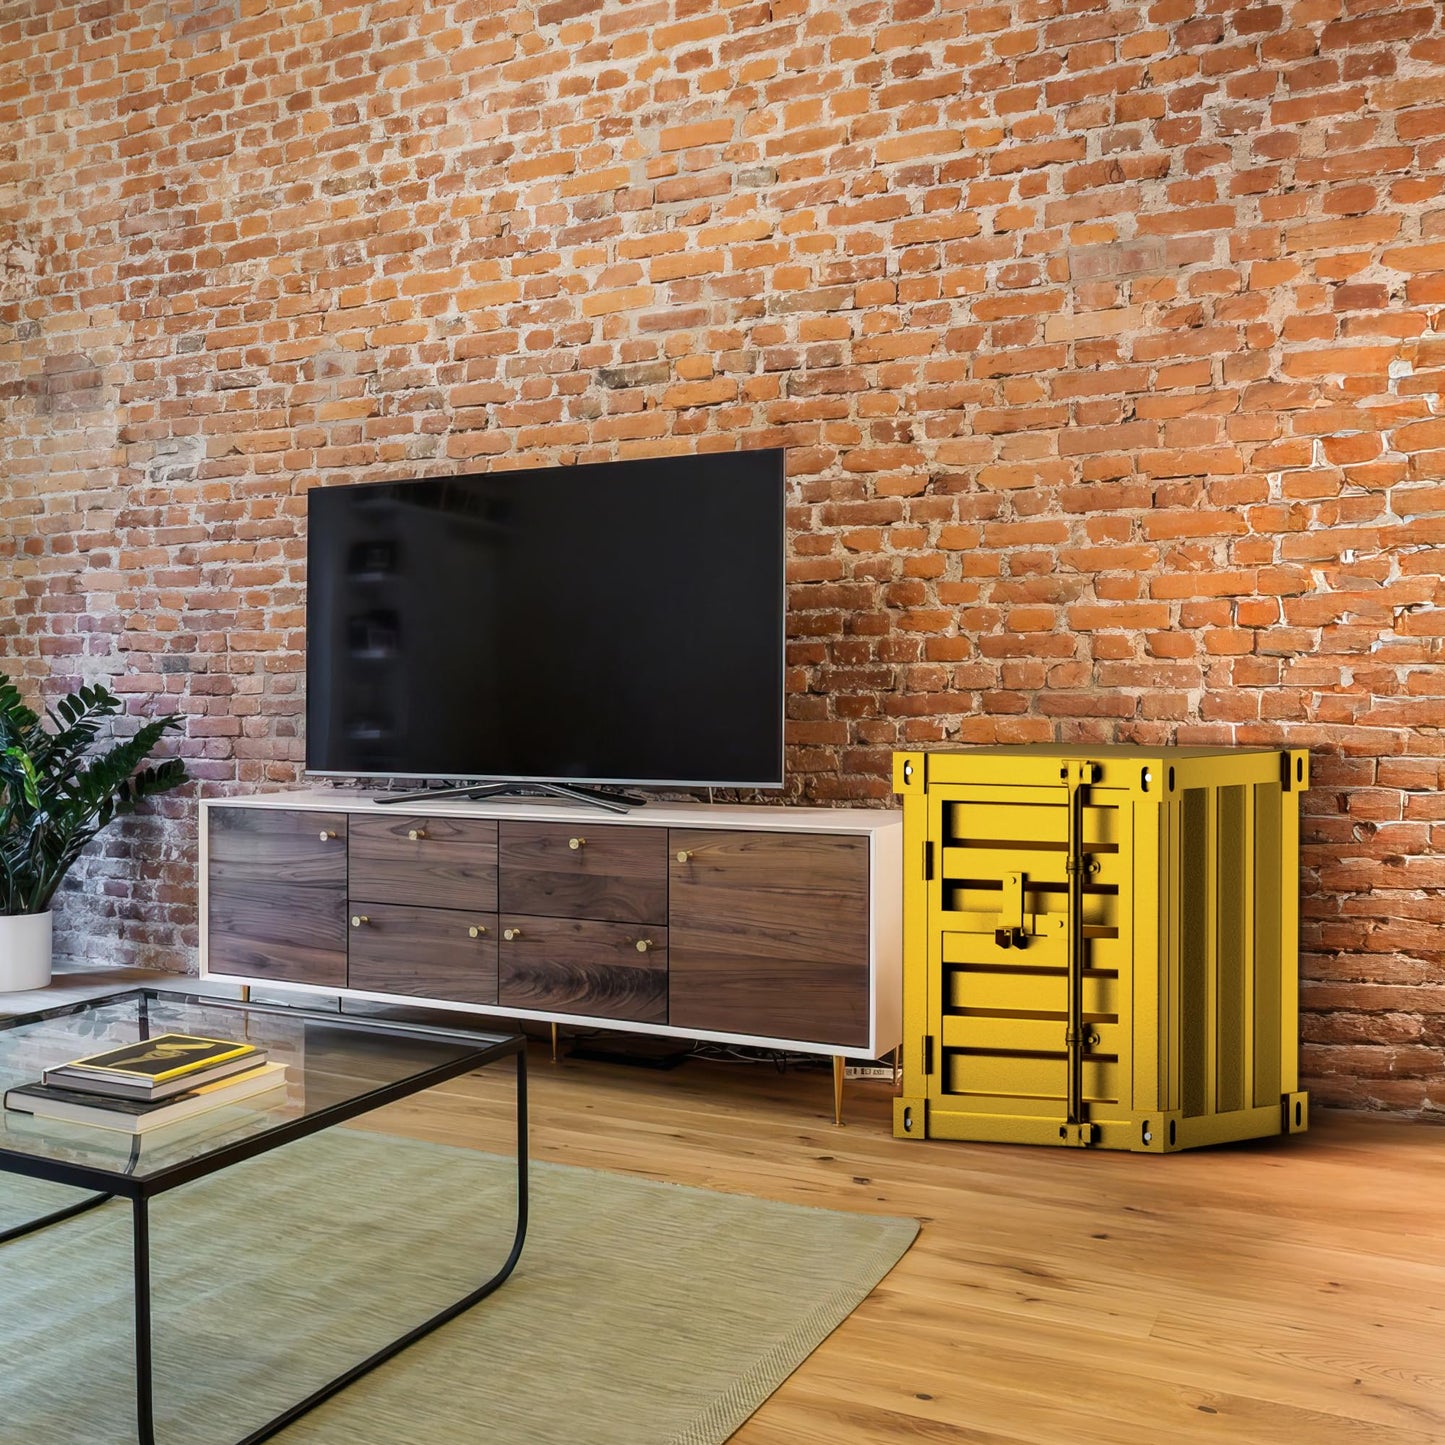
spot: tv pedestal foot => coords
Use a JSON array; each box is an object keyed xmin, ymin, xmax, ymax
[{"xmin": 375, "ymin": 781, "xmax": 639, "ymax": 814}]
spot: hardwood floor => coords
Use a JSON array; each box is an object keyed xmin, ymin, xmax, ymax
[
  {"xmin": 6, "ymin": 971, "xmax": 1436, "ymax": 1441},
  {"xmin": 361, "ymin": 1042, "xmax": 1445, "ymax": 1445}
]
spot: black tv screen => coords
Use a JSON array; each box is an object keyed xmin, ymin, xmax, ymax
[{"xmin": 305, "ymin": 449, "xmax": 786, "ymax": 790}]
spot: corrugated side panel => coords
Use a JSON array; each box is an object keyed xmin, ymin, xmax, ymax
[
  {"xmin": 1216, "ymin": 785, "xmax": 1247, "ymax": 1115},
  {"xmin": 1180, "ymin": 789, "xmax": 1209, "ymax": 1118},
  {"xmin": 1252, "ymin": 781, "xmax": 1283, "ymax": 1106}
]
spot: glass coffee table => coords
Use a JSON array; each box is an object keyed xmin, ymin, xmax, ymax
[{"xmin": 0, "ymin": 988, "xmax": 527, "ymax": 1445}]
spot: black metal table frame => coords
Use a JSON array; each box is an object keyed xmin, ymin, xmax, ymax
[{"xmin": 0, "ymin": 988, "xmax": 529, "ymax": 1445}]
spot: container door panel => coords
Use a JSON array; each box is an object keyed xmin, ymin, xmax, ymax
[{"xmin": 927, "ymin": 785, "xmax": 1130, "ymax": 1129}]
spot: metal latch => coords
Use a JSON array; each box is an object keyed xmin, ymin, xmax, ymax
[
  {"xmin": 994, "ymin": 871, "xmax": 1028, "ymax": 950},
  {"xmin": 1058, "ymin": 1122, "xmax": 1099, "ymax": 1147}
]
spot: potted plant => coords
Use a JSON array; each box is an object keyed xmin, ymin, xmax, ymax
[{"xmin": 0, "ymin": 673, "xmax": 188, "ymax": 991}]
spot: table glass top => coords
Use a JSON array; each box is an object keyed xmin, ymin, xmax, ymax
[{"xmin": 0, "ymin": 990, "xmax": 513, "ymax": 1186}]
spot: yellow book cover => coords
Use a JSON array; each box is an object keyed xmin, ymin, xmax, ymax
[{"xmin": 51, "ymin": 1032, "xmax": 259, "ymax": 1084}]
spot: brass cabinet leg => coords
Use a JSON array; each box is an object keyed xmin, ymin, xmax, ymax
[
  {"xmin": 551, "ymin": 1021, "xmax": 558, "ymax": 1063},
  {"xmin": 833, "ymin": 1056, "xmax": 845, "ymax": 1126}
]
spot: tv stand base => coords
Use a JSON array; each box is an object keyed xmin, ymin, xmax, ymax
[
  {"xmin": 375, "ymin": 781, "xmax": 639, "ymax": 814},
  {"xmin": 201, "ymin": 791, "xmax": 902, "ymax": 1123}
]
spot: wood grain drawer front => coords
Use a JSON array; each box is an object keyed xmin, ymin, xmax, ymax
[
  {"xmin": 207, "ymin": 808, "xmax": 348, "ymax": 986},
  {"xmin": 210, "ymin": 806, "xmax": 349, "ymax": 883},
  {"xmin": 668, "ymin": 830, "xmax": 871, "ymax": 1048},
  {"xmin": 497, "ymin": 915, "xmax": 667, "ymax": 1024},
  {"xmin": 499, "ymin": 822, "xmax": 667, "ymax": 924},
  {"xmin": 346, "ymin": 903, "xmax": 498, "ymax": 1005},
  {"xmin": 348, "ymin": 815, "xmax": 499, "ymax": 911}
]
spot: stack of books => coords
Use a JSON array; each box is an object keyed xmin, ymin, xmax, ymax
[{"xmin": 4, "ymin": 1031, "xmax": 286, "ymax": 1135}]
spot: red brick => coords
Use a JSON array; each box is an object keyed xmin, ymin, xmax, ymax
[{"xmin": 3, "ymin": 0, "xmax": 1443, "ymax": 1117}]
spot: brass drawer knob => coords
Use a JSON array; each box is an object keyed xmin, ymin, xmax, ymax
[
  {"xmin": 635, "ymin": 938, "xmax": 653, "ymax": 953},
  {"xmin": 675, "ymin": 850, "xmax": 692, "ymax": 864},
  {"xmin": 408, "ymin": 827, "xmax": 427, "ymax": 841},
  {"xmin": 351, "ymin": 914, "xmax": 369, "ymax": 928},
  {"xmin": 503, "ymin": 927, "xmax": 522, "ymax": 941},
  {"xmin": 568, "ymin": 836, "xmax": 585, "ymax": 850},
  {"xmin": 319, "ymin": 829, "xmax": 337, "ymax": 841},
  {"xmin": 468, "ymin": 924, "xmax": 487, "ymax": 939}
]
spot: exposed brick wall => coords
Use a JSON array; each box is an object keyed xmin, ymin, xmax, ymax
[{"xmin": 1, "ymin": 0, "xmax": 1441, "ymax": 1113}]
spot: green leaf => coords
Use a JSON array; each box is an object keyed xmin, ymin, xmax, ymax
[{"xmin": 2, "ymin": 745, "xmax": 41, "ymax": 810}]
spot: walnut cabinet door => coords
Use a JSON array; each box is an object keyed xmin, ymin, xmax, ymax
[
  {"xmin": 207, "ymin": 808, "xmax": 348, "ymax": 986},
  {"xmin": 667, "ymin": 830, "xmax": 871, "ymax": 1049}
]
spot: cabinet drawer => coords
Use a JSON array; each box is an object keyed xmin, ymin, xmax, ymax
[
  {"xmin": 499, "ymin": 822, "xmax": 667, "ymax": 924},
  {"xmin": 348, "ymin": 814, "xmax": 499, "ymax": 910},
  {"xmin": 209, "ymin": 807, "xmax": 348, "ymax": 883},
  {"xmin": 497, "ymin": 915, "xmax": 667, "ymax": 1024},
  {"xmin": 346, "ymin": 902, "xmax": 498, "ymax": 1005}
]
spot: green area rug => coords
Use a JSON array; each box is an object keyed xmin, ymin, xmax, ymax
[{"xmin": 0, "ymin": 1129, "xmax": 917, "ymax": 1445}]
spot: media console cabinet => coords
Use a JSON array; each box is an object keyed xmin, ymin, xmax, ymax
[{"xmin": 200, "ymin": 792, "xmax": 902, "ymax": 1119}]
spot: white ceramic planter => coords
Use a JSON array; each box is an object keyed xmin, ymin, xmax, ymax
[{"xmin": 0, "ymin": 912, "xmax": 53, "ymax": 992}]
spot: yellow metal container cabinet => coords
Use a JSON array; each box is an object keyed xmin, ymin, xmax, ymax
[{"xmin": 892, "ymin": 745, "xmax": 1310, "ymax": 1152}]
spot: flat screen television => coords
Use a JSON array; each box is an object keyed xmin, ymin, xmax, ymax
[{"xmin": 305, "ymin": 449, "xmax": 786, "ymax": 796}]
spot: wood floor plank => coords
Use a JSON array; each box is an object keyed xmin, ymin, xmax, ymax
[{"xmin": 355, "ymin": 1043, "xmax": 1445, "ymax": 1445}]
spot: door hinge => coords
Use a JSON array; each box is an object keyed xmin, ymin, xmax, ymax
[
  {"xmin": 923, "ymin": 1034, "xmax": 935, "ymax": 1075},
  {"xmin": 923, "ymin": 840, "xmax": 934, "ymax": 881}
]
